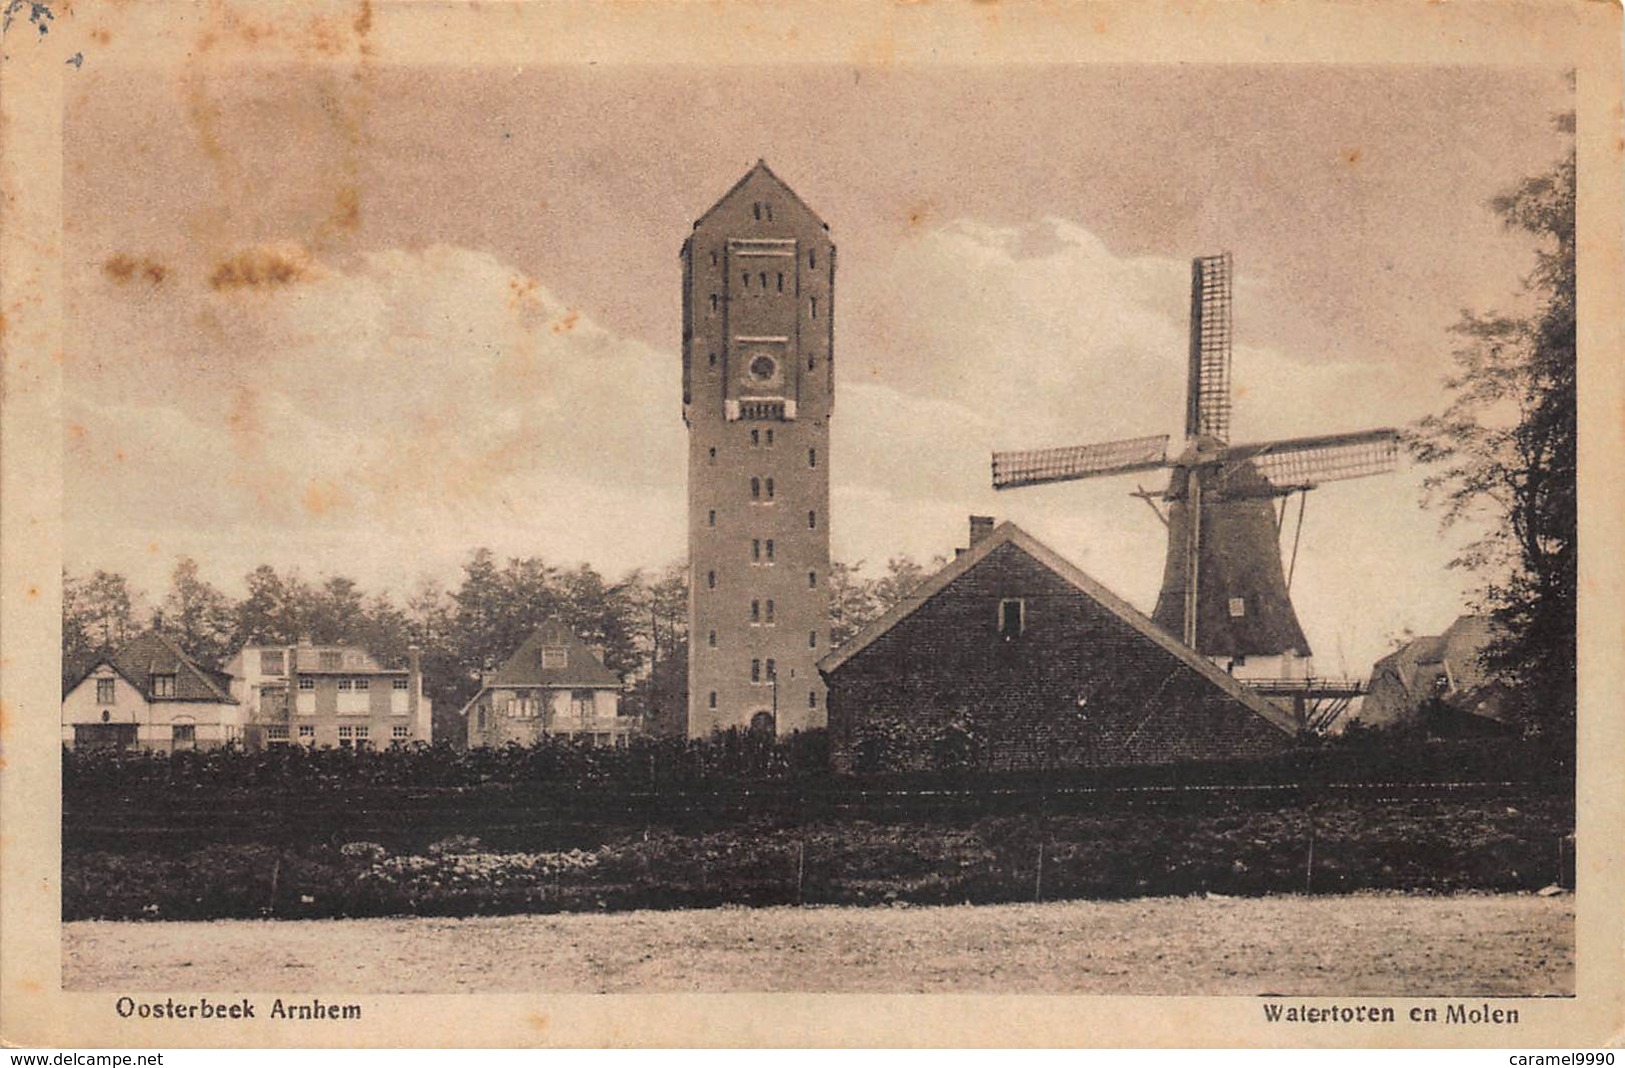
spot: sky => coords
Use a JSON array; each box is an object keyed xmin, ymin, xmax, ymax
[{"xmin": 63, "ymin": 60, "xmax": 1573, "ymax": 676}]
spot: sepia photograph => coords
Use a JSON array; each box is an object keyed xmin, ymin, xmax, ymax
[{"xmin": 2, "ymin": 0, "xmax": 1621, "ymax": 1049}]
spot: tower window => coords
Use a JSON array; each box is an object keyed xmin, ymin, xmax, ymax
[
  {"xmin": 777, "ymin": 272, "xmax": 784, "ymax": 292},
  {"xmin": 752, "ymin": 539, "xmax": 761, "ymax": 561},
  {"xmin": 707, "ymin": 570, "xmax": 717, "ymax": 589},
  {"xmin": 742, "ymin": 271, "xmax": 750, "ymax": 288},
  {"xmin": 708, "ymin": 510, "xmax": 716, "ymax": 528},
  {"xmin": 766, "ymin": 658, "xmax": 776, "ymax": 679},
  {"xmin": 808, "ymin": 355, "xmax": 816, "ymax": 371},
  {"xmin": 709, "ymin": 294, "xmax": 718, "ymax": 313},
  {"xmin": 751, "ymin": 659, "xmax": 761, "ymax": 682},
  {"xmin": 809, "ymin": 631, "xmax": 818, "ymax": 649},
  {"xmin": 765, "ymin": 478, "xmax": 775, "ymax": 499},
  {"xmin": 750, "ymin": 429, "xmax": 759, "ymax": 447},
  {"xmin": 751, "ymin": 600, "xmax": 761, "ymax": 623},
  {"xmin": 808, "ymin": 447, "xmax": 817, "ymax": 468},
  {"xmin": 708, "ymin": 351, "xmax": 717, "ymax": 367},
  {"xmin": 808, "ymin": 570, "xmax": 817, "ymax": 588},
  {"xmin": 810, "ymin": 296, "xmax": 818, "ymax": 318},
  {"xmin": 765, "ymin": 539, "xmax": 775, "ymax": 561},
  {"xmin": 753, "ymin": 202, "xmax": 762, "ymax": 221},
  {"xmin": 750, "ymin": 477, "xmax": 761, "ymax": 500},
  {"xmin": 809, "ymin": 249, "xmax": 816, "ymax": 268},
  {"xmin": 808, "ymin": 690, "xmax": 818, "ymax": 709},
  {"xmin": 709, "ymin": 691, "xmax": 718, "ymax": 709},
  {"xmin": 765, "ymin": 599, "xmax": 775, "ymax": 623},
  {"xmin": 708, "ymin": 447, "xmax": 717, "ymax": 465},
  {"xmin": 708, "ymin": 630, "xmax": 717, "ymax": 648},
  {"xmin": 759, "ymin": 271, "xmax": 768, "ymax": 289},
  {"xmin": 808, "ymin": 510, "xmax": 818, "ymax": 529},
  {"xmin": 999, "ymin": 598, "xmax": 1025, "ymax": 640},
  {"xmin": 766, "ymin": 429, "xmax": 774, "ymax": 447},
  {"xmin": 710, "ymin": 250, "xmax": 718, "ymax": 266}
]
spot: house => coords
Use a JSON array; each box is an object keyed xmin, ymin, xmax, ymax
[
  {"xmin": 1359, "ymin": 615, "xmax": 1513, "ymax": 732},
  {"xmin": 62, "ymin": 630, "xmax": 242, "ymax": 751},
  {"xmin": 816, "ymin": 519, "xmax": 1298, "ymax": 773},
  {"xmin": 222, "ymin": 639, "xmax": 430, "ymax": 749},
  {"xmin": 461, "ymin": 621, "xmax": 634, "ymax": 748}
]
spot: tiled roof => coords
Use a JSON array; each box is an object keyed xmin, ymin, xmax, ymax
[
  {"xmin": 693, "ymin": 159, "xmax": 828, "ymax": 230},
  {"xmin": 68, "ymin": 630, "xmax": 238, "ymax": 704},
  {"xmin": 485, "ymin": 621, "xmax": 623, "ymax": 689}
]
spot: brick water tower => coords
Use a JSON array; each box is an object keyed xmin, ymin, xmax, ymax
[{"xmin": 681, "ymin": 161, "xmax": 833, "ymax": 738}]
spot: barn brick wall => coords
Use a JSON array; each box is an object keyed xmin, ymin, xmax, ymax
[{"xmin": 824, "ymin": 542, "xmax": 1294, "ymax": 773}]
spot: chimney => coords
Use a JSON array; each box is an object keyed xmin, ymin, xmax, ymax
[
  {"xmin": 407, "ymin": 643, "xmax": 422, "ymax": 728},
  {"xmin": 969, "ymin": 515, "xmax": 996, "ymax": 548}
]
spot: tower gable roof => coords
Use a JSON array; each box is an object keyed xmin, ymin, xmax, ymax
[
  {"xmin": 692, "ymin": 159, "xmax": 828, "ymax": 232},
  {"xmin": 817, "ymin": 522, "xmax": 1297, "ymax": 736}
]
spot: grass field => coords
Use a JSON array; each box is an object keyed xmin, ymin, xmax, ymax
[{"xmin": 63, "ymin": 891, "xmax": 1572, "ymax": 995}]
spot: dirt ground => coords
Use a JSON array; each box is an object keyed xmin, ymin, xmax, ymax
[{"xmin": 63, "ymin": 891, "xmax": 1573, "ymax": 995}]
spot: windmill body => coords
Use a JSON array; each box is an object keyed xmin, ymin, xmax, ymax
[{"xmin": 992, "ymin": 254, "xmax": 1398, "ymax": 725}]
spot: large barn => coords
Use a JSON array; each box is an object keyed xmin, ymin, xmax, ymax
[{"xmin": 816, "ymin": 519, "xmax": 1298, "ymax": 773}]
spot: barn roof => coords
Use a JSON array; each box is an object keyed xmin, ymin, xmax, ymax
[{"xmin": 817, "ymin": 521, "xmax": 1297, "ymax": 736}]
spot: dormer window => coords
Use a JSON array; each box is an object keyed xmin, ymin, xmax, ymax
[
  {"xmin": 1228, "ymin": 597, "xmax": 1246, "ymax": 618},
  {"xmin": 319, "ymin": 651, "xmax": 342, "ymax": 671},
  {"xmin": 151, "ymin": 674, "xmax": 177, "ymax": 698},
  {"xmin": 541, "ymin": 646, "xmax": 568, "ymax": 670}
]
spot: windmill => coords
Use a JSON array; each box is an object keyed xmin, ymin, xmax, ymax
[{"xmin": 990, "ymin": 253, "xmax": 1397, "ymax": 730}]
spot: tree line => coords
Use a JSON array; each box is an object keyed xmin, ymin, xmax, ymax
[{"xmin": 63, "ymin": 551, "xmax": 938, "ymax": 743}]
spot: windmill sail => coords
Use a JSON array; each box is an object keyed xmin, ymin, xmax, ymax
[
  {"xmin": 993, "ymin": 434, "xmax": 1170, "ymax": 490},
  {"xmin": 1186, "ymin": 253, "xmax": 1233, "ymax": 444},
  {"xmin": 1218, "ymin": 428, "xmax": 1399, "ymax": 495}
]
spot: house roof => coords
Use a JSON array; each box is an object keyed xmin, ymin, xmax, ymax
[
  {"xmin": 456, "ymin": 621, "xmax": 622, "ymax": 720},
  {"xmin": 817, "ymin": 521, "xmax": 1297, "ymax": 736},
  {"xmin": 692, "ymin": 159, "xmax": 829, "ymax": 231},
  {"xmin": 66, "ymin": 630, "xmax": 238, "ymax": 704}
]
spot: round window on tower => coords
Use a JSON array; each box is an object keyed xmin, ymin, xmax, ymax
[{"xmin": 748, "ymin": 354, "xmax": 778, "ymax": 382}]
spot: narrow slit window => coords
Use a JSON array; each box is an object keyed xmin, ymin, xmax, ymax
[
  {"xmin": 709, "ymin": 293, "xmax": 718, "ymax": 313},
  {"xmin": 808, "ymin": 447, "xmax": 817, "ymax": 468},
  {"xmin": 750, "ymin": 477, "xmax": 761, "ymax": 500},
  {"xmin": 809, "ymin": 631, "xmax": 818, "ymax": 649},
  {"xmin": 742, "ymin": 271, "xmax": 750, "ymax": 288},
  {"xmin": 710, "ymin": 250, "xmax": 718, "ymax": 266},
  {"xmin": 808, "ymin": 510, "xmax": 817, "ymax": 529},
  {"xmin": 752, "ymin": 539, "xmax": 761, "ymax": 561},
  {"xmin": 808, "ymin": 690, "xmax": 818, "ymax": 709},
  {"xmin": 766, "ymin": 658, "xmax": 776, "ymax": 679},
  {"xmin": 707, "ymin": 570, "xmax": 717, "ymax": 589},
  {"xmin": 765, "ymin": 478, "xmax": 775, "ymax": 499},
  {"xmin": 809, "ymin": 249, "xmax": 816, "ymax": 268},
  {"xmin": 751, "ymin": 659, "xmax": 761, "ymax": 682},
  {"xmin": 808, "ymin": 355, "xmax": 816, "ymax": 371},
  {"xmin": 751, "ymin": 600, "xmax": 761, "ymax": 623},
  {"xmin": 765, "ymin": 539, "xmax": 775, "ymax": 561},
  {"xmin": 708, "ymin": 509, "xmax": 716, "ymax": 528},
  {"xmin": 750, "ymin": 429, "xmax": 759, "ymax": 446},
  {"xmin": 708, "ymin": 630, "xmax": 717, "ymax": 648},
  {"xmin": 766, "ymin": 429, "xmax": 774, "ymax": 446},
  {"xmin": 808, "ymin": 570, "xmax": 817, "ymax": 588},
  {"xmin": 708, "ymin": 447, "xmax": 717, "ymax": 465},
  {"xmin": 753, "ymin": 202, "xmax": 762, "ymax": 221},
  {"xmin": 776, "ymin": 272, "xmax": 784, "ymax": 292},
  {"xmin": 708, "ymin": 351, "xmax": 717, "ymax": 367},
  {"xmin": 765, "ymin": 599, "xmax": 775, "ymax": 624},
  {"xmin": 759, "ymin": 271, "xmax": 768, "ymax": 289},
  {"xmin": 810, "ymin": 295, "xmax": 818, "ymax": 318},
  {"xmin": 708, "ymin": 691, "xmax": 718, "ymax": 709}
]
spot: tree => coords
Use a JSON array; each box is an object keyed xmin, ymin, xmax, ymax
[
  {"xmin": 234, "ymin": 565, "xmax": 312, "ymax": 646},
  {"xmin": 1410, "ymin": 132, "xmax": 1575, "ymax": 740},
  {"xmin": 156, "ymin": 557, "xmax": 235, "ymax": 667},
  {"xmin": 64, "ymin": 569, "xmax": 142, "ymax": 654}
]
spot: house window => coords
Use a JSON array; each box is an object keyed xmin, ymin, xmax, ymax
[
  {"xmin": 750, "ymin": 477, "xmax": 761, "ymax": 500},
  {"xmin": 541, "ymin": 646, "xmax": 569, "ymax": 669},
  {"xmin": 298, "ymin": 725, "xmax": 315, "ymax": 742},
  {"xmin": 264, "ymin": 725, "xmax": 289, "ymax": 743},
  {"xmin": 751, "ymin": 600, "xmax": 761, "ymax": 623},
  {"xmin": 708, "ymin": 691, "xmax": 718, "ymax": 709},
  {"xmin": 355, "ymin": 726, "xmax": 370, "ymax": 749},
  {"xmin": 172, "ymin": 723, "xmax": 197, "ymax": 748},
  {"xmin": 151, "ymin": 674, "xmax": 176, "ymax": 698},
  {"xmin": 708, "ymin": 510, "xmax": 717, "ymax": 528},
  {"xmin": 319, "ymin": 651, "xmax": 342, "ymax": 670},
  {"xmin": 1228, "ymin": 597, "xmax": 1247, "ymax": 618},
  {"xmin": 337, "ymin": 679, "xmax": 353, "ymax": 691},
  {"xmin": 765, "ymin": 539, "xmax": 775, "ymax": 562},
  {"xmin": 298, "ymin": 677, "xmax": 315, "ymax": 690},
  {"xmin": 809, "ymin": 631, "xmax": 818, "ymax": 649},
  {"xmin": 808, "ymin": 510, "xmax": 817, "ymax": 529},
  {"xmin": 708, "ymin": 571, "xmax": 717, "ymax": 589},
  {"xmin": 96, "ymin": 678, "xmax": 115, "ymax": 704},
  {"xmin": 751, "ymin": 659, "xmax": 761, "ymax": 682},
  {"xmin": 765, "ymin": 600, "xmax": 775, "ymax": 624},
  {"xmin": 808, "ymin": 448, "xmax": 817, "ymax": 468},
  {"xmin": 393, "ymin": 725, "xmax": 410, "ymax": 740},
  {"xmin": 999, "ymin": 598, "xmax": 1025, "ymax": 640},
  {"xmin": 337, "ymin": 725, "xmax": 354, "ymax": 748},
  {"xmin": 393, "ymin": 678, "xmax": 408, "ymax": 691},
  {"xmin": 353, "ymin": 678, "xmax": 369, "ymax": 691},
  {"xmin": 708, "ymin": 630, "xmax": 718, "ymax": 648},
  {"xmin": 765, "ymin": 478, "xmax": 775, "ymax": 499},
  {"xmin": 260, "ymin": 650, "xmax": 285, "ymax": 674}
]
